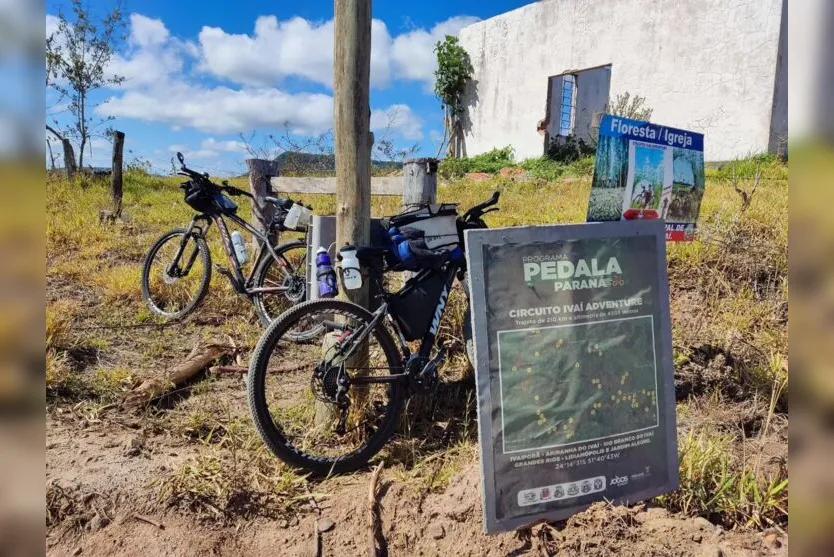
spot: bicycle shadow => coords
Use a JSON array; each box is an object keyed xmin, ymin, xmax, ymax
[{"xmin": 383, "ymin": 371, "xmax": 479, "ymax": 469}]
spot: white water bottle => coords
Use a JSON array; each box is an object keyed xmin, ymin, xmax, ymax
[
  {"xmin": 339, "ymin": 245, "xmax": 362, "ymax": 290},
  {"xmin": 231, "ymin": 230, "xmax": 248, "ymax": 264}
]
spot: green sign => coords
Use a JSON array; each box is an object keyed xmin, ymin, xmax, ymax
[{"xmin": 465, "ymin": 220, "xmax": 678, "ymax": 533}]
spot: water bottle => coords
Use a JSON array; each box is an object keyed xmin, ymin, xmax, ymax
[
  {"xmin": 316, "ymin": 247, "xmax": 337, "ymax": 298},
  {"xmin": 231, "ymin": 231, "xmax": 248, "ymax": 264},
  {"xmin": 339, "ymin": 245, "xmax": 362, "ymax": 290}
]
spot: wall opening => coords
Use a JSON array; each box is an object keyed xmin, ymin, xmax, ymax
[{"xmin": 545, "ymin": 64, "xmax": 612, "ymax": 152}]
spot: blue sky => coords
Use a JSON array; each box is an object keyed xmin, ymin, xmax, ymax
[{"xmin": 46, "ymin": 0, "xmax": 531, "ymax": 175}]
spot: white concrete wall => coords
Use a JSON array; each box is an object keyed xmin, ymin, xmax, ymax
[{"xmin": 459, "ymin": 0, "xmax": 785, "ymax": 161}]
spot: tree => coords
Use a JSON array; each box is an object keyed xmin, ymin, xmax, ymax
[
  {"xmin": 433, "ymin": 36, "xmax": 472, "ymax": 159},
  {"xmin": 46, "ymin": 0, "xmax": 125, "ymax": 170},
  {"xmin": 590, "ymin": 92, "xmax": 654, "ymax": 146}
]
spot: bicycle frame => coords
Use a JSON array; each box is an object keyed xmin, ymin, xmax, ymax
[
  {"xmin": 174, "ymin": 212, "xmax": 297, "ymax": 297},
  {"xmin": 340, "ymin": 259, "xmax": 464, "ymax": 388}
]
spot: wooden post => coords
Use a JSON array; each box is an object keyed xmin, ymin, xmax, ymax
[
  {"xmin": 61, "ymin": 138, "xmax": 76, "ymax": 179},
  {"xmin": 402, "ymin": 158, "xmax": 438, "ymax": 209},
  {"xmin": 334, "ymin": 0, "xmax": 372, "ymax": 308},
  {"xmin": 315, "ymin": 0, "xmax": 372, "ymax": 427},
  {"xmin": 246, "ymin": 158, "xmax": 280, "ymax": 249},
  {"xmin": 111, "ymin": 130, "xmax": 125, "ymax": 218}
]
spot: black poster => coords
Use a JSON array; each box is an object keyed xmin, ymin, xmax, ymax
[{"xmin": 465, "ymin": 220, "xmax": 677, "ymax": 533}]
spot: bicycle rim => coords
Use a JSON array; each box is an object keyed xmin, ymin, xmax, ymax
[
  {"xmin": 142, "ymin": 230, "xmax": 209, "ymax": 319},
  {"xmin": 248, "ymin": 300, "xmax": 405, "ymax": 474}
]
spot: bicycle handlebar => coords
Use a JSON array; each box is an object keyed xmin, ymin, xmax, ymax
[{"xmin": 463, "ymin": 191, "xmax": 500, "ymax": 222}]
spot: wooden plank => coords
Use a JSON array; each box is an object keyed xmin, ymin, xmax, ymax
[{"xmin": 270, "ymin": 176, "xmax": 402, "ymax": 196}]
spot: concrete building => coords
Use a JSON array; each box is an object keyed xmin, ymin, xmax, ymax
[{"xmin": 457, "ymin": 0, "xmax": 787, "ymax": 161}]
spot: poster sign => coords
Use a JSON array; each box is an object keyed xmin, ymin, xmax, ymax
[
  {"xmin": 586, "ymin": 114, "xmax": 705, "ymax": 241},
  {"xmin": 465, "ymin": 220, "xmax": 678, "ymax": 533}
]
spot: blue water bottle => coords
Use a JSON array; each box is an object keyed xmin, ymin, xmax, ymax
[{"xmin": 316, "ymin": 247, "xmax": 338, "ymax": 298}]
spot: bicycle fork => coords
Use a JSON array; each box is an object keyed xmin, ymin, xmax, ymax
[{"xmin": 168, "ymin": 217, "xmax": 207, "ymax": 278}]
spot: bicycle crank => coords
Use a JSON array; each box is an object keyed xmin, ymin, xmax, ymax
[{"xmin": 408, "ymin": 345, "xmax": 445, "ymax": 394}]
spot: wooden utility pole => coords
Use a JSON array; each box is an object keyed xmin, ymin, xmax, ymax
[
  {"xmin": 334, "ymin": 0, "xmax": 372, "ymax": 309},
  {"xmin": 246, "ymin": 158, "xmax": 281, "ymax": 248},
  {"xmin": 110, "ymin": 130, "xmax": 125, "ymax": 218},
  {"xmin": 316, "ymin": 0, "xmax": 372, "ymax": 428}
]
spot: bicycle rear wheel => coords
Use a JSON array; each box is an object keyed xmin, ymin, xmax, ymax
[
  {"xmin": 252, "ymin": 240, "xmax": 308, "ymax": 327},
  {"xmin": 141, "ymin": 228, "xmax": 211, "ymax": 320},
  {"xmin": 247, "ymin": 299, "xmax": 406, "ymax": 475}
]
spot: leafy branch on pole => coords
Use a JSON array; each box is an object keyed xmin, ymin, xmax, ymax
[{"xmin": 433, "ymin": 35, "xmax": 472, "ymax": 159}]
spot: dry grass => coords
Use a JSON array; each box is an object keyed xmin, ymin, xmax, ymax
[{"xmin": 45, "ymin": 156, "xmax": 788, "ymax": 529}]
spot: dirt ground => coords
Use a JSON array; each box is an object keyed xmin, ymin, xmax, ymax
[
  {"xmin": 46, "ymin": 417, "xmax": 786, "ymax": 557},
  {"xmin": 46, "ymin": 382, "xmax": 787, "ymax": 557}
]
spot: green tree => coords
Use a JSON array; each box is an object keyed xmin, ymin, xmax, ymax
[
  {"xmin": 46, "ymin": 0, "xmax": 125, "ymax": 171},
  {"xmin": 433, "ymin": 35, "xmax": 473, "ymax": 159}
]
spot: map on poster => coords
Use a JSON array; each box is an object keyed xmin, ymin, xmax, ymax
[
  {"xmin": 586, "ymin": 114, "xmax": 705, "ymax": 241},
  {"xmin": 465, "ymin": 220, "xmax": 678, "ymax": 533}
]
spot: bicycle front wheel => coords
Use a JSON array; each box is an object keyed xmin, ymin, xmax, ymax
[
  {"xmin": 141, "ymin": 228, "xmax": 211, "ymax": 320},
  {"xmin": 247, "ymin": 299, "xmax": 406, "ymax": 475}
]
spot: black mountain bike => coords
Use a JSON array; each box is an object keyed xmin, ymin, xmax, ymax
[
  {"xmin": 247, "ymin": 192, "xmax": 499, "ymax": 475},
  {"xmin": 141, "ymin": 152, "xmax": 311, "ymax": 327}
]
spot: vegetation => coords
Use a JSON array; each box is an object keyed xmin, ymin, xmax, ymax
[
  {"xmin": 46, "ymin": 0, "xmax": 125, "ymax": 171},
  {"xmin": 589, "ymin": 92, "xmax": 655, "ymax": 146},
  {"xmin": 46, "ymin": 153, "xmax": 787, "ymax": 531},
  {"xmin": 433, "ymin": 36, "xmax": 473, "ymax": 159},
  {"xmin": 438, "ymin": 146, "xmax": 595, "ymax": 182}
]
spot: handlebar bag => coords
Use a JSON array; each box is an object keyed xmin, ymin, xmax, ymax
[
  {"xmin": 385, "ymin": 203, "xmax": 459, "ymax": 251},
  {"xmin": 184, "ymin": 183, "xmax": 237, "ymax": 215}
]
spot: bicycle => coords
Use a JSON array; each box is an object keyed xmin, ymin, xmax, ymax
[
  {"xmin": 141, "ymin": 152, "xmax": 312, "ymax": 328},
  {"xmin": 246, "ymin": 191, "xmax": 500, "ymax": 475}
]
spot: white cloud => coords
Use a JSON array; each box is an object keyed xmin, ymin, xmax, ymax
[
  {"xmin": 198, "ymin": 16, "xmax": 335, "ymax": 87},
  {"xmin": 108, "ymin": 15, "xmax": 188, "ymax": 89},
  {"xmin": 371, "ymin": 104, "xmax": 423, "ymax": 140},
  {"xmin": 46, "ymin": 14, "xmax": 60, "ymax": 38},
  {"xmin": 201, "ymin": 137, "xmax": 247, "ymax": 152},
  {"xmin": 391, "ymin": 16, "xmax": 479, "ymax": 84},
  {"xmin": 98, "ymin": 83, "xmax": 334, "ymax": 135},
  {"xmin": 129, "ymin": 13, "xmax": 170, "ymax": 48},
  {"xmin": 196, "ymin": 15, "xmax": 477, "ymax": 89}
]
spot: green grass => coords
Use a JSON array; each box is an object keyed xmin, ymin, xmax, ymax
[{"xmin": 658, "ymin": 428, "xmax": 788, "ymax": 529}]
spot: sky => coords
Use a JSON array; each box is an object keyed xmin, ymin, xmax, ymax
[{"xmin": 45, "ymin": 0, "xmax": 532, "ymax": 176}]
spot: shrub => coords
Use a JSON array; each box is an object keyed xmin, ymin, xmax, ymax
[
  {"xmin": 438, "ymin": 146, "xmax": 515, "ymax": 178},
  {"xmin": 519, "ymin": 157, "xmax": 565, "ymax": 181},
  {"xmin": 547, "ymin": 135, "xmax": 595, "ymax": 163}
]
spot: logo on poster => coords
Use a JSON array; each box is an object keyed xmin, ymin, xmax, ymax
[{"xmin": 610, "ymin": 475, "xmax": 629, "ymax": 487}]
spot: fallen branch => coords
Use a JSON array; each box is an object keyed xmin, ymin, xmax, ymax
[
  {"xmin": 123, "ymin": 343, "xmax": 234, "ymax": 406},
  {"xmin": 132, "ymin": 514, "xmax": 165, "ymax": 529},
  {"xmin": 367, "ymin": 462, "xmax": 385, "ymax": 557},
  {"xmin": 209, "ymin": 363, "xmax": 306, "ymax": 374}
]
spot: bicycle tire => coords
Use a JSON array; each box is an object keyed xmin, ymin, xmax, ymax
[
  {"xmin": 141, "ymin": 228, "xmax": 211, "ymax": 320},
  {"xmin": 251, "ymin": 239, "xmax": 308, "ymax": 327},
  {"xmin": 247, "ymin": 298, "xmax": 406, "ymax": 475}
]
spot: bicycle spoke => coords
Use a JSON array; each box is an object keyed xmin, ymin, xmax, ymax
[{"xmin": 256, "ymin": 304, "xmax": 402, "ymax": 462}]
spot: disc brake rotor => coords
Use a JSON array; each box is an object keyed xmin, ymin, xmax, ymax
[
  {"xmin": 283, "ymin": 275, "xmax": 306, "ymax": 303},
  {"xmin": 161, "ymin": 265, "xmax": 179, "ymax": 284}
]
